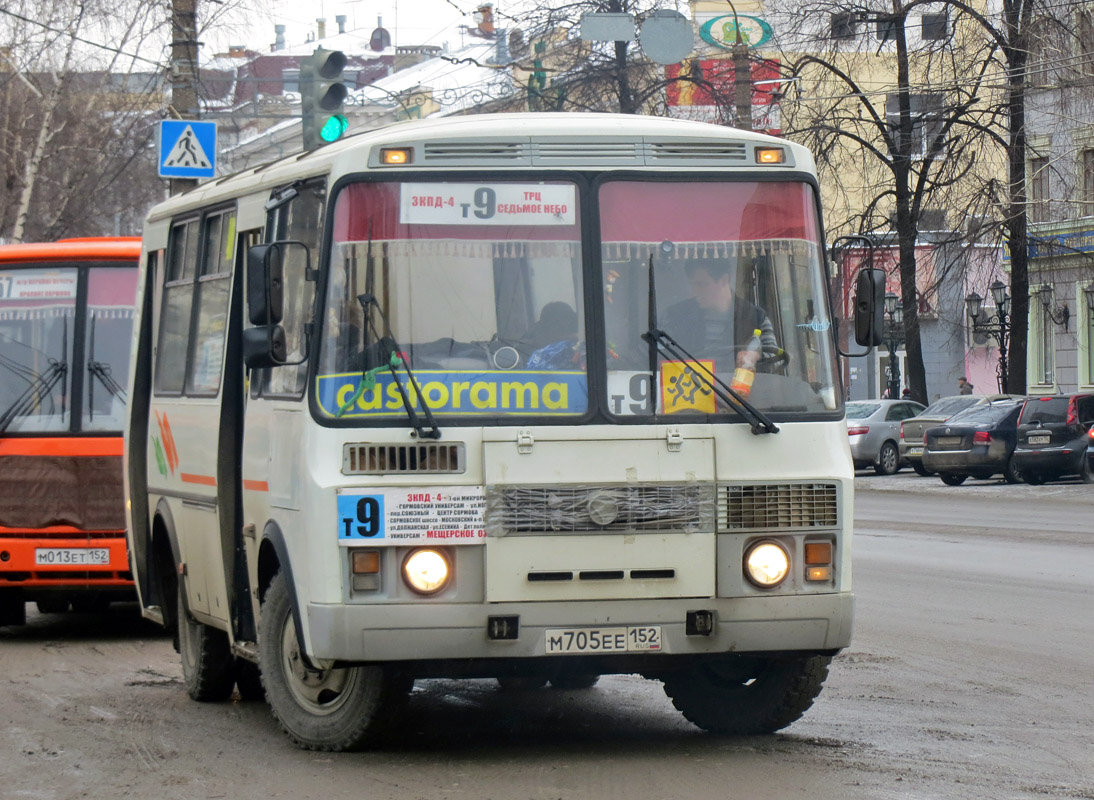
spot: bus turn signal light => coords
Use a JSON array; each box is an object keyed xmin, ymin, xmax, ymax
[
  {"xmin": 351, "ymin": 550, "xmax": 380, "ymax": 574},
  {"xmin": 806, "ymin": 566, "xmax": 832, "ymax": 581},
  {"xmin": 804, "ymin": 541, "xmax": 832, "ymax": 565},
  {"xmin": 381, "ymin": 148, "xmax": 412, "ymax": 164},
  {"xmin": 755, "ymin": 147, "xmax": 785, "ymax": 164}
]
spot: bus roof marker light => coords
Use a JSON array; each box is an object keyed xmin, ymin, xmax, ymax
[
  {"xmin": 755, "ymin": 147, "xmax": 785, "ymax": 164},
  {"xmin": 381, "ymin": 148, "xmax": 412, "ymax": 165}
]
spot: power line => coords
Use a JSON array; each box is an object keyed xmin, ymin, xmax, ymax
[{"xmin": 0, "ymin": 7, "xmax": 165, "ymax": 68}]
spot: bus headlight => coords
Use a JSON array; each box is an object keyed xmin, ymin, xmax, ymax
[
  {"xmin": 744, "ymin": 541, "xmax": 790, "ymax": 588},
  {"xmin": 402, "ymin": 548, "xmax": 451, "ymax": 595}
]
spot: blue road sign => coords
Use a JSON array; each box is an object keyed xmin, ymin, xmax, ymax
[{"xmin": 159, "ymin": 120, "xmax": 217, "ymax": 179}]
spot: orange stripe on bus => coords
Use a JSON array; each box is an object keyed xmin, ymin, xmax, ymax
[
  {"xmin": 242, "ymin": 479, "xmax": 269, "ymax": 492},
  {"xmin": 0, "ymin": 437, "xmax": 124, "ymax": 457},
  {"xmin": 180, "ymin": 473, "xmax": 217, "ymax": 486}
]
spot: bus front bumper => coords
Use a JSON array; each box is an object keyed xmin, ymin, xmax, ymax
[{"xmin": 305, "ymin": 592, "xmax": 854, "ymax": 664}]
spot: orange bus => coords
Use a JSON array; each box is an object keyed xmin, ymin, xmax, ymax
[{"xmin": 0, "ymin": 237, "xmax": 141, "ymax": 626}]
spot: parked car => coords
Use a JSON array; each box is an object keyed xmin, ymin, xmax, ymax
[
  {"xmin": 921, "ymin": 398, "xmax": 1026, "ymax": 485},
  {"xmin": 1011, "ymin": 393, "xmax": 1094, "ymax": 484},
  {"xmin": 846, "ymin": 399, "xmax": 926, "ymax": 474},
  {"xmin": 899, "ymin": 394, "xmax": 1020, "ymax": 476}
]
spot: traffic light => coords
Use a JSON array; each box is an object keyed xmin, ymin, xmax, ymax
[{"xmin": 300, "ymin": 47, "xmax": 349, "ymax": 151}]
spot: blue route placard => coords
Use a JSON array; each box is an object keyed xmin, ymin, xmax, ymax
[{"xmin": 159, "ymin": 120, "xmax": 217, "ymax": 179}]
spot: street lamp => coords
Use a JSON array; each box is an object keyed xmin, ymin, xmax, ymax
[
  {"xmin": 724, "ymin": 0, "xmax": 752, "ymax": 131},
  {"xmin": 883, "ymin": 291, "xmax": 903, "ymax": 399},
  {"xmin": 965, "ymin": 280, "xmax": 1011, "ymax": 393}
]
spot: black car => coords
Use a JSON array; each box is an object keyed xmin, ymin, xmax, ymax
[
  {"xmin": 921, "ymin": 398, "xmax": 1026, "ymax": 485},
  {"xmin": 1011, "ymin": 393, "xmax": 1094, "ymax": 484}
]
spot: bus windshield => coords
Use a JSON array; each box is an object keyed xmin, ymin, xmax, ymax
[
  {"xmin": 0, "ymin": 267, "xmax": 77, "ymax": 433},
  {"xmin": 316, "ymin": 177, "xmax": 839, "ymax": 423},
  {"xmin": 599, "ymin": 180, "xmax": 839, "ymax": 417}
]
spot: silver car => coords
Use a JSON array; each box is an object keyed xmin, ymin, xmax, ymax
[{"xmin": 846, "ymin": 399, "xmax": 926, "ymax": 475}]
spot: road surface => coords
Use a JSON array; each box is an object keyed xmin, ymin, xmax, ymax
[{"xmin": 2, "ymin": 479, "xmax": 1092, "ymax": 799}]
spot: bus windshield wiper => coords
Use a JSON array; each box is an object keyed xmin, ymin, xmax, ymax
[
  {"xmin": 87, "ymin": 361, "xmax": 127, "ymax": 406},
  {"xmin": 641, "ymin": 328, "xmax": 779, "ymax": 435},
  {"xmin": 0, "ymin": 358, "xmax": 68, "ymax": 435},
  {"xmin": 338, "ymin": 292, "xmax": 441, "ymax": 440}
]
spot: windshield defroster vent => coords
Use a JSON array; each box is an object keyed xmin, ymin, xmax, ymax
[
  {"xmin": 342, "ymin": 443, "xmax": 466, "ymax": 475},
  {"xmin": 720, "ymin": 483, "xmax": 838, "ymax": 531}
]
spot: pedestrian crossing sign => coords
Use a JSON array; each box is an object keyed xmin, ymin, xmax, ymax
[{"xmin": 159, "ymin": 120, "xmax": 217, "ymax": 179}]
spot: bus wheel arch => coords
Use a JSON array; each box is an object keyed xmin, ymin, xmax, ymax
[{"xmin": 151, "ymin": 501, "xmax": 182, "ymax": 635}]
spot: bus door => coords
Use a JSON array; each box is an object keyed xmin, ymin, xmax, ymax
[
  {"xmin": 239, "ymin": 181, "xmax": 325, "ymax": 585},
  {"xmin": 150, "ymin": 209, "xmax": 237, "ymax": 624}
]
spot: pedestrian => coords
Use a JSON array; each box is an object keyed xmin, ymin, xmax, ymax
[
  {"xmin": 902, "ymin": 387, "xmax": 912, "ymax": 398},
  {"xmin": 958, "ymin": 376, "xmax": 973, "ymax": 395}
]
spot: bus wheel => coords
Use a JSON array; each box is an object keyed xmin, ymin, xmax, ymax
[
  {"xmin": 233, "ymin": 658, "xmax": 265, "ymax": 702},
  {"xmin": 36, "ymin": 597, "xmax": 71, "ymax": 614},
  {"xmin": 496, "ymin": 676, "xmax": 548, "ymax": 691},
  {"xmin": 178, "ymin": 581, "xmax": 235, "ymax": 702},
  {"xmin": 259, "ymin": 573, "xmax": 408, "ymax": 751},
  {"xmin": 0, "ymin": 590, "xmax": 26, "ymax": 627},
  {"xmin": 661, "ymin": 655, "xmax": 831, "ymax": 735},
  {"xmin": 550, "ymin": 672, "xmax": 600, "ymax": 690}
]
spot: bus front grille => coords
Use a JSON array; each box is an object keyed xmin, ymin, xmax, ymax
[
  {"xmin": 342, "ymin": 443, "xmax": 466, "ymax": 475},
  {"xmin": 485, "ymin": 484, "xmax": 714, "ymax": 534},
  {"xmin": 719, "ymin": 483, "xmax": 839, "ymax": 531}
]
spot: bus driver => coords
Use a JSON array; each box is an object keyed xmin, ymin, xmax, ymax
[{"xmin": 662, "ymin": 261, "xmax": 778, "ymax": 372}]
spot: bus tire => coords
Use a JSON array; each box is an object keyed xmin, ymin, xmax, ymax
[
  {"xmin": 496, "ymin": 676, "xmax": 548, "ymax": 691},
  {"xmin": 178, "ymin": 581, "xmax": 236, "ymax": 702},
  {"xmin": 36, "ymin": 597, "xmax": 71, "ymax": 614},
  {"xmin": 661, "ymin": 655, "xmax": 831, "ymax": 735},
  {"xmin": 549, "ymin": 672, "xmax": 600, "ymax": 690},
  {"xmin": 259, "ymin": 573, "xmax": 408, "ymax": 751},
  {"xmin": 0, "ymin": 590, "xmax": 26, "ymax": 627},
  {"xmin": 234, "ymin": 658, "xmax": 266, "ymax": 702}
]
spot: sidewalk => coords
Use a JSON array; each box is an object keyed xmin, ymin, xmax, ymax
[{"xmin": 854, "ymin": 469, "xmax": 1094, "ymax": 502}]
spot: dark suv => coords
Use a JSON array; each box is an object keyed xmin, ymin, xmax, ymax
[{"xmin": 1011, "ymin": 393, "xmax": 1094, "ymax": 484}]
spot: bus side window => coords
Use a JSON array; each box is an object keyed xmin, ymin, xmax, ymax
[
  {"xmin": 185, "ymin": 208, "xmax": 236, "ymax": 396},
  {"xmin": 154, "ymin": 217, "xmax": 200, "ymax": 395},
  {"xmin": 262, "ymin": 180, "xmax": 325, "ymax": 398}
]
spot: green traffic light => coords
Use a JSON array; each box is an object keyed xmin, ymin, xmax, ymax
[{"xmin": 320, "ymin": 114, "xmax": 348, "ymax": 142}]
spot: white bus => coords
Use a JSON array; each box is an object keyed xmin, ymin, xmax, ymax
[{"xmin": 125, "ymin": 113, "xmax": 884, "ymax": 750}]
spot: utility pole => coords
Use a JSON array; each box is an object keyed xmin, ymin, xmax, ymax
[{"xmin": 169, "ymin": 0, "xmax": 199, "ymax": 195}]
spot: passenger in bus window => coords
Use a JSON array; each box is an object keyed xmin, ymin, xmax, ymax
[
  {"xmin": 521, "ymin": 301, "xmax": 580, "ymax": 369},
  {"xmin": 662, "ymin": 261, "xmax": 777, "ymax": 370}
]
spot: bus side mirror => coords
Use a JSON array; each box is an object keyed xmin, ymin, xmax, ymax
[
  {"xmin": 247, "ymin": 243, "xmax": 285, "ymax": 325},
  {"xmin": 243, "ymin": 324, "xmax": 287, "ymax": 369},
  {"xmin": 853, "ymin": 268, "xmax": 886, "ymax": 347}
]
